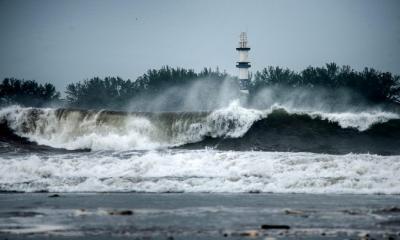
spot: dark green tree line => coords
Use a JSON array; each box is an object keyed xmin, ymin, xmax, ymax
[
  {"xmin": 250, "ymin": 63, "xmax": 400, "ymax": 104},
  {"xmin": 0, "ymin": 78, "xmax": 61, "ymax": 107},
  {"xmin": 1, "ymin": 64, "xmax": 399, "ymax": 109},
  {"xmin": 65, "ymin": 77, "xmax": 139, "ymax": 109},
  {"xmin": 65, "ymin": 66, "xmax": 232, "ymax": 109}
]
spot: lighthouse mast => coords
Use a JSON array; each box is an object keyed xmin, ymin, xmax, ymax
[{"xmin": 236, "ymin": 32, "xmax": 251, "ymax": 94}]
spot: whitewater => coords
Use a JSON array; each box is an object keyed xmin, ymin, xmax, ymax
[
  {"xmin": 0, "ymin": 149, "xmax": 399, "ymax": 194},
  {"xmin": 1, "ymin": 102, "xmax": 400, "ymax": 194}
]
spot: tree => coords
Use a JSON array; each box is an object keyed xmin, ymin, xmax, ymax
[
  {"xmin": 64, "ymin": 66, "xmax": 232, "ymax": 109},
  {"xmin": 250, "ymin": 63, "xmax": 400, "ymax": 104},
  {"xmin": 65, "ymin": 77, "xmax": 138, "ymax": 109},
  {"xmin": 0, "ymin": 78, "xmax": 60, "ymax": 107}
]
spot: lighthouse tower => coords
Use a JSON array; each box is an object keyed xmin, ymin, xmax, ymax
[{"xmin": 236, "ymin": 32, "xmax": 251, "ymax": 94}]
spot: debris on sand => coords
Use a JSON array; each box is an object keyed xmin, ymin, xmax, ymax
[
  {"xmin": 375, "ymin": 206, "xmax": 400, "ymax": 214},
  {"xmin": 108, "ymin": 210, "xmax": 133, "ymax": 216},
  {"xmin": 48, "ymin": 194, "xmax": 60, "ymax": 198},
  {"xmin": 239, "ymin": 230, "xmax": 259, "ymax": 237},
  {"xmin": 261, "ymin": 224, "xmax": 290, "ymax": 230},
  {"xmin": 284, "ymin": 209, "xmax": 309, "ymax": 217}
]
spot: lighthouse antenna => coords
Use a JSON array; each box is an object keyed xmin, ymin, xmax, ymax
[{"xmin": 239, "ymin": 32, "xmax": 248, "ymax": 48}]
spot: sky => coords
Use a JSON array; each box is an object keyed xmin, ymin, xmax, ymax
[{"xmin": 0, "ymin": 0, "xmax": 399, "ymax": 92}]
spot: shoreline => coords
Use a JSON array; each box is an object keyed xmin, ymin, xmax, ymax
[
  {"xmin": 1, "ymin": 191, "xmax": 400, "ymax": 195},
  {"xmin": 1, "ymin": 192, "xmax": 399, "ymax": 239}
]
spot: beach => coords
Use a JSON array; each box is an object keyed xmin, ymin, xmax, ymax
[{"xmin": 1, "ymin": 193, "xmax": 400, "ymax": 239}]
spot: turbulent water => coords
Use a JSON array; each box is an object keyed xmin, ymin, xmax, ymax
[
  {"xmin": 1, "ymin": 103, "xmax": 400, "ymax": 194},
  {"xmin": 1, "ymin": 150, "xmax": 399, "ymax": 194}
]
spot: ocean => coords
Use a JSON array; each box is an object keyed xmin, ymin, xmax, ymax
[{"xmin": 0, "ymin": 103, "xmax": 400, "ymax": 238}]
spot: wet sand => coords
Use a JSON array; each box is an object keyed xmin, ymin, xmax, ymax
[{"xmin": 0, "ymin": 193, "xmax": 399, "ymax": 239}]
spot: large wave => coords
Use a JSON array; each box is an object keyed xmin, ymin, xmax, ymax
[
  {"xmin": 0, "ymin": 149, "xmax": 399, "ymax": 194},
  {"xmin": 0, "ymin": 102, "xmax": 399, "ymax": 154}
]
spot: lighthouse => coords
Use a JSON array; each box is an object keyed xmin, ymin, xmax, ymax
[{"xmin": 236, "ymin": 32, "xmax": 251, "ymax": 94}]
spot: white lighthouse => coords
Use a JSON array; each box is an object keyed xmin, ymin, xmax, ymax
[{"xmin": 236, "ymin": 32, "xmax": 251, "ymax": 94}]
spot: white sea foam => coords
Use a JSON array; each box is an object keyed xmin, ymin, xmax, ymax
[
  {"xmin": 0, "ymin": 150, "xmax": 399, "ymax": 194},
  {"xmin": 269, "ymin": 104, "xmax": 399, "ymax": 131},
  {"xmin": 308, "ymin": 111, "xmax": 399, "ymax": 131},
  {"xmin": 202, "ymin": 100, "xmax": 264, "ymax": 138}
]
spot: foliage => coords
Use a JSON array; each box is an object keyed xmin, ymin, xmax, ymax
[
  {"xmin": 0, "ymin": 78, "xmax": 61, "ymax": 107},
  {"xmin": 1, "ymin": 63, "xmax": 399, "ymax": 109},
  {"xmin": 65, "ymin": 77, "xmax": 138, "ymax": 109},
  {"xmin": 250, "ymin": 63, "xmax": 400, "ymax": 104},
  {"xmin": 65, "ymin": 66, "xmax": 232, "ymax": 109}
]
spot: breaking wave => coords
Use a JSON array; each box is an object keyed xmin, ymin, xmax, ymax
[
  {"xmin": 1, "ymin": 103, "xmax": 400, "ymax": 194},
  {"xmin": 0, "ymin": 149, "xmax": 399, "ymax": 194},
  {"xmin": 0, "ymin": 102, "xmax": 399, "ymax": 154},
  {"xmin": 0, "ymin": 102, "xmax": 262, "ymax": 151}
]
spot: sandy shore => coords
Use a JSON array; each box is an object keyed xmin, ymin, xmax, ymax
[{"xmin": 0, "ymin": 193, "xmax": 399, "ymax": 239}]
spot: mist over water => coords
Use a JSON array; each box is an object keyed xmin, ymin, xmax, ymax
[
  {"xmin": 251, "ymin": 86, "xmax": 365, "ymax": 112},
  {"xmin": 125, "ymin": 78, "xmax": 241, "ymax": 112},
  {"xmin": 1, "ymin": 79, "xmax": 400, "ymax": 193},
  {"xmin": 1, "ymin": 77, "xmax": 400, "ymax": 151},
  {"xmin": 121, "ymin": 77, "xmax": 398, "ymax": 115}
]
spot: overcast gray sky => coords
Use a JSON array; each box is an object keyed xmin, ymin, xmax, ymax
[{"xmin": 1, "ymin": 0, "xmax": 399, "ymax": 91}]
